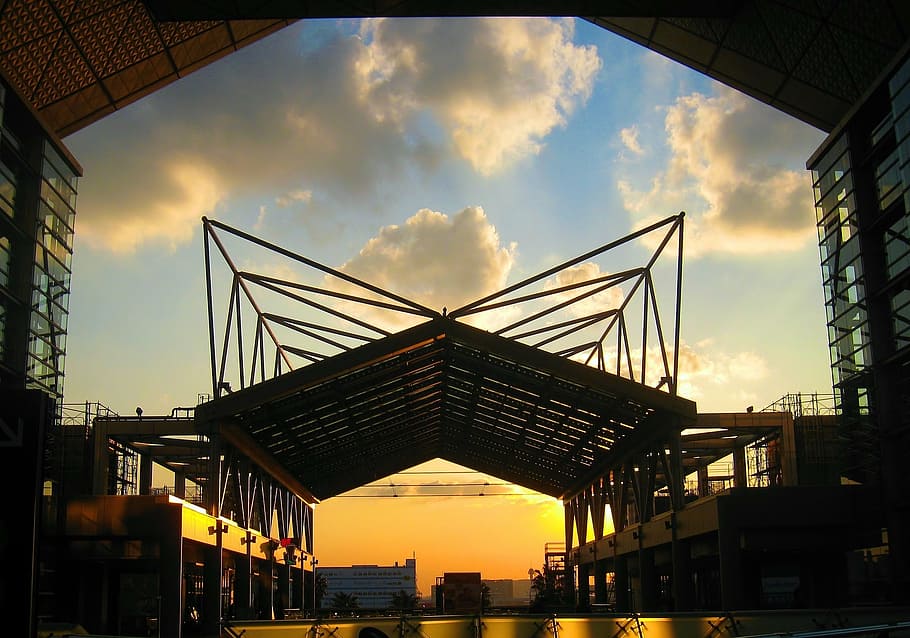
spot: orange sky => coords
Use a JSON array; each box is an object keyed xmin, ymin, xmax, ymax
[{"xmin": 313, "ymin": 460, "xmax": 568, "ymax": 597}]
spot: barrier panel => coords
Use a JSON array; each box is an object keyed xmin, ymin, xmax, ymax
[{"xmin": 224, "ymin": 609, "xmax": 910, "ymax": 638}]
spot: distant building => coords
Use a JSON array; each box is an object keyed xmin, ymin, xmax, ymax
[
  {"xmin": 434, "ymin": 572, "xmax": 482, "ymax": 614},
  {"xmin": 482, "ymin": 578, "xmax": 533, "ymax": 607},
  {"xmin": 320, "ymin": 559, "xmax": 417, "ymax": 609}
]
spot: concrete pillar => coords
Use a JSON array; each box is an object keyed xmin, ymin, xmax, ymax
[
  {"xmin": 235, "ymin": 547, "xmax": 252, "ymax": 618},
  {"xmin": 577, "ymin": 562, "xmax": 591, "ymax": 611},
  {"xmin": 697, "ymin": 466, "xmax": 710, "ymax": 498},
  {"xmin": 594, "ymin": 558, "xmax": 608, "ymax": 605},
  {"xmin": 732, "ymin": 446, "xmax": 748, "ymax": 488},
  {"xmin": 638, "ymin": 548, "xmax": 657, "ymax": 611},
  {"xmin": 139, "ymin": 452, "xmax": 153, "ymax": 495},
  {"xmin": 718, "ymin": 527, "xmax": 744, "ymax": 610},
  {"xmin": 276, "ymin": 563, "xmax": 290, "ymax": 619},
  {"xmin": 614, "ymin": 555, "xmax": 630, "ymax": 612},
  {"xmin": 159, "ymin": 533, "xmax": 183, "ymax": 638},
  {"xmin": 671, "ymin": 533, "xmax": 693, "ymax": 610},
  {"xmin": 174, "ymin": 470, "xmax": 186, "ymax": 499},
  {"xmin": 202, "ymin": 542, "xmax": 223, "ymax": 634}
]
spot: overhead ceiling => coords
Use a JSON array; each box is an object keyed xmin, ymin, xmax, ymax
[
  {"xmin": 195, "ymin": 317, "xmax": 697, "ymax": 501},
  {"xmin": 0, "ymin": 0, "xmax": 292, "ymax": 136},
  {"xmin": 1, "ymin": 0, "xmax": 908, "ymax": 138}
]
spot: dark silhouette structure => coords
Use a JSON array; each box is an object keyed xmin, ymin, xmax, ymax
[{"xmin": 3, "ymin": 2, "xmax": 910, "ymax": 635}]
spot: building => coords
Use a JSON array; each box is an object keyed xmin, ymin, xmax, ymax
[
  {"xmin": 36, "ymin": 404, "xmax": 316, "ymax": 637},
  {"xmin": 435, "ymin": 573, "xmax": 483, "ymax": 614},
  {"xmin": 0, "ymin": 72, "xmax": 80, "ymax": 404},
  {"xmin": 320, "ymin": 559, "xmax": 418, "ymax": 610},
  {"xmin": 808, "ymin": 47, "xmax": 910, "ymax": 602},
  {"xmin": 0, "ymin": 71, "xmax": 81, "ymax": 638},
  {"xmin": 568, "ymin": 399, "xmax": 888, "ymax": 612},
  {"xmin": 4, "ymin": 2, "xmax": 910, "ymax": 634}
]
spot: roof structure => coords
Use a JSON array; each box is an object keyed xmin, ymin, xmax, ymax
[
  {"xmin": 1, "ymin": 0, "xmax": 908, "ymax": 138},
  {"xmin": 195, "ymin": 214, "xmax": 695, "ymax": 501},
  {"xmin": 197, "ymin": 316, "xmax": 696, "ymax": 500},
  {"xmin": 0, "ymin": 0, "xmax": 291, "ymax": 136}
]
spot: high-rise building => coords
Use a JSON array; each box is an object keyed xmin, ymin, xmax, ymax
[
  {"xmin": 808, "ymin": 48, "xmax": 910, "ymax": 599},
  {"xmin": 0, "ymin": 73, "xmax": 80, "ymax": 406}
]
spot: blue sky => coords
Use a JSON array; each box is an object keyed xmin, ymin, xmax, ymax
[
  {"xmin": 63, "ymin": 17, "xmax": 828, "ymax": 415},
  {"xmin": 60, "ymin": 17, "xmax": 831, "ymax": 587}
]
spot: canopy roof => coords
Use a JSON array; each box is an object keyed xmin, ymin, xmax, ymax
[
  {"xmin": 194, "ymin": 215, "xmax": 694, "ymax": 502},
  {"xmin": 1, "ymin": 0, "xmax": 907, "ymax": 138},
  {"xmin": 195, "ymin": 316, "xmax": 697, "ymax": 501}
]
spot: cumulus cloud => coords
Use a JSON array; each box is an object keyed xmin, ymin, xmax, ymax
[
  {"xmin": 355, "ymin": 18, "xmax": 601, "ymax": 175},
  {"xmin": 335, "ymin": 206, "xmax": 516, "ymax": 328},
  {"xmin": 69, "ymin": 18, "xmax": 601, "ymax": 253},
  {"xmin": 616, "ymin": 87, "xmax": 825, "ymax": 256}
]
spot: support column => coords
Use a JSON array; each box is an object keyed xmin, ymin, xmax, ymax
[
  {"xmin": 202, "ymin": 541, "xmax": 223, "ymax": 635},
  {"xmin": 594, "ymin": 558, "xmax": 608, "ymax": 605},
  {"xmin": 671, "ymin": 531, "xmax": 693, "ymax": 610},
  {"xmin": 139, "ymin": 452, "xmax": 153, "ymax": 495},
  {"xmin": 614, "ymin": 555, "xmax": 630, "ymax": 612},
  {"xmin": 697, "ymin": 466, "xmax": 710, "ymax": 498},
  {"xmin": 159, "ymin": 531, "xmax": 183, "ymax": 638},
  {"xmin": 276, "ymin": 562, "xmax": 289, "ymax": 619},
  {"xmin": 638, "ymin": 547, "xmax": 657, "ymax": 611},
  {"xmin": 235, "ymin": 539, "xmax": 252, "ymax": 619},
  {"xmin": 732, "ymin": 446, "xmax": 748, "ymax": 488},
  {"xmin": 718, "ymin": 526, "xmax": 744, "ymax": 610},
  {"xmin": 577, "ymin": 562, "xmax": 591, "ymax": 611},
  {"xmin": 174, "ymin": 470, "xmax": 186, "ymax": 499}
]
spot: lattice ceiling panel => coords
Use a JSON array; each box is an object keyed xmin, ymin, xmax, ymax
[{"xmin": 0, "ymin": 0, "xmax": 291, "ymax": 136}]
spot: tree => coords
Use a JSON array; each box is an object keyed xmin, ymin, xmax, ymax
[
  {"xmin": 390, "ymin": 589, "xmax": 419, "ymax": 612},
  {"xmin": 529, "ymin": 565, "xmax": 573, "ymax": 612},
  {"xmin": 330, "ymin": 592, "xmax": 360, "ymax": 612},
  {"xmin": 481, "ymin": 583, "xmax": 492, "ymax": 611},
  {"xmin": 315, "ymin": 573, "xmax": 328, "ymax": 609}
]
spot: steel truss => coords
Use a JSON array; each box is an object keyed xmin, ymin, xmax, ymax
[{"xmin": 202, "ymin": 212, "xmax": 685, "ymax": 399}]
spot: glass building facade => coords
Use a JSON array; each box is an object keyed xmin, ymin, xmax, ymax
[
  {"xmin": 810, "ymin": 51, "xmax": 910, "ymax": 597},
  {"xmin": 0, "ymin": 74, "xmax": 79, "ymax": 408}
]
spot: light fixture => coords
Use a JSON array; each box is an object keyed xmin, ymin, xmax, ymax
[
  {"xmin": 664, "ymin": 520, "xmax": 674, "ymax": 530},
  {"xmin": 241, "ymin": 533, "xmax": 257, "ymax": 545},
  {"xmin": 208, "ymin": 522, "xmax": 228, "ymax": 535}
]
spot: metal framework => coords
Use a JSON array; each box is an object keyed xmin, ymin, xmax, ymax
[{"xmin": 197, "ymin": 214, "xmax": 695, "ymax": 504}]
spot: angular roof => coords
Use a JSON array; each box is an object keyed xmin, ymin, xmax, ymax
[{"xmin": 195, "ymin": 316, "xmax": 696, "ymax": 501}]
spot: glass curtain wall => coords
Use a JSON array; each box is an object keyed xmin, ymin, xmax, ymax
[{"xmin": 0, "ymin": 76, "xmax": 78, "ymax": 408}]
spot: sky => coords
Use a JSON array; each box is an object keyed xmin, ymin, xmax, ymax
[{"xmin": 61, "ymin": 17, "xmax": 830, "ymax": 596}]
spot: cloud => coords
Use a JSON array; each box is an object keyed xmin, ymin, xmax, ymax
[
  {"xmin": 334, "ymin": 206, "xmax": 516, "ymax": 328},
  {"xmin": 276, "ymin": 190, "xmax": 313, "ymax": 208},
  {"xmin": 619, "ymin": 125, "xmax": 644, "ymax": 156},
  {"xmin": 355, "ymin": 18, "xmax": 601, "ymax": 175},
  {"xmin": 75, "ymin": 159, "xmax": 223, "ymax": 253},
  {"xmin": 542, "ymin": 262, "xmax": 624, "ymax": 318},
  {"xmin": 616, "ymin": 87, "xmax": 825, "ymax": 256},
  {"xmin": 68, "ymin": 18, "xmax": 601, "ymax": 253}
]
